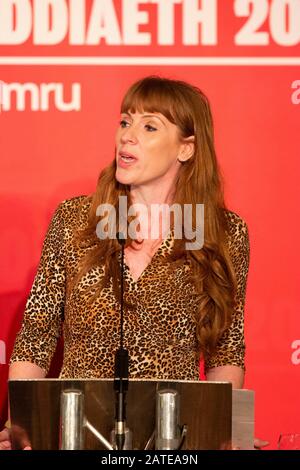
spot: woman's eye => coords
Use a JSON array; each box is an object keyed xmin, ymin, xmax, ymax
[
  {"xmin": 145, "ymin": 124, "xmax": 157, "ymax": 132},
  {"xmin": 120, "ymin": 119, "xmax": 129, "ymax": 128}
]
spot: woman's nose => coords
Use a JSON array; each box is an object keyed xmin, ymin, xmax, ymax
[{"xmin": 120, "ymin": 126, "xmax": 138, "ymax": 144}]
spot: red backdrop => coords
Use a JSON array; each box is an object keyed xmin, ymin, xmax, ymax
[{"xmin": 0, "ymin": 0, "xmax": 300, "ymax": 449}]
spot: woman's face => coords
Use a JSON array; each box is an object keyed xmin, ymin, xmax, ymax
[{"xmin": 115, "ymin": 110, "xmax": 190, "ymax": 188}]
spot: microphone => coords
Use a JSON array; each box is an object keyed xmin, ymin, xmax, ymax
[{"xmin": 114, "ymin": 232, "xmax": 129, "ymax": 450}]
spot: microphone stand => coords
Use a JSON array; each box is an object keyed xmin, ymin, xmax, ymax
[{"xmin": 114, "ymin": 232, "xmax": 129, "ymax": 450}]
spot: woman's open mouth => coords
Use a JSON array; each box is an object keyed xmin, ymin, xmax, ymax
[{"xmin": 118, "ymin": 152, "xmax": 137, "ymax": 168}]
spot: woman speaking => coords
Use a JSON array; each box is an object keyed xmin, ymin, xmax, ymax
[{"xmin": 1, "ymin": 76, "xmax": 251, "ymax": 449}]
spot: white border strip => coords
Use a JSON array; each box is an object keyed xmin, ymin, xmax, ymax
[{"xmin": 0, "ymin": 56, "xmax": 299, "ymax": 66}]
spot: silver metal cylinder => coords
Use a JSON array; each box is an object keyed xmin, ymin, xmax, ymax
[
  {"xmin": 60, "ymin": 390, "xmax": 84, "ymax": 450},
  {"xmin": 155, "ymin": 389, "xmax": 180, "ymax": 450}
]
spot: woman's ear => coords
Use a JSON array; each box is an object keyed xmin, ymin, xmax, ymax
[{"xmin": 178, "ymin": 136, "xmax": 195, "ymax": 163}]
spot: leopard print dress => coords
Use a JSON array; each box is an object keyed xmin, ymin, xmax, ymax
[{"xmin": 10, "ymin": 196, "xmax": 250, "ymax": 380}]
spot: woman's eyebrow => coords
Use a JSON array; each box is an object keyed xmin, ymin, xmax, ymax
[
  {"xmin": 121, "ymin": 111, "xmax": 166, "ymax": 127},
  {"xmin": 142, "ymin": 114, "xmax": 165, "ymax": 124}
]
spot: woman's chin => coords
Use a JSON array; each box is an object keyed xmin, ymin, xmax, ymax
[{"xmin": 115, "ymin": 169, "xmax": 134, "ymax": 186}]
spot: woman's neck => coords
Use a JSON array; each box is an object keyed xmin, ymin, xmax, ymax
[
  {"xmin": 130, "ymin": 183, "xmax": 175, "ymax": 208},
  {"xmin": 129, "ymin": 182, "xmax": 176, "ymax": 241}
]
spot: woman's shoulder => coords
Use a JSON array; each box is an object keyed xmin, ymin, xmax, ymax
[
  {"xmin": 54, "ymin": 195, "xmax": 92, "ymax": 228},
  {"xmin": 58, "ymin": 195, "xmax": 91, "ymax": 212},
  {"xmin": 224, "ymin": 209, "xmax": 248, "ymax": 227},
  {"xmin": 222, "ymin": 209, "xmax": 249, "ymax": 247},
  {"xmin": 223, "ymin": 209, "xmax": 250, "ymax": 279}
]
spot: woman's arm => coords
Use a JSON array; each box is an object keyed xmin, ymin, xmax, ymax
[
  {"xmin": 9, "ymin": 361, "xmax": 46, "ymax": 380},
  {"xmin": 204, "ymin": 213, "xmax": 250, "ymax": 379},
  {"xmin": 1, "ymin": 202, "xmax": 70, "ymax": 451},
  {"xmin": 10, "ymin": 201, "xmax": 67, "ymax": 373},
  {"xmin": 206, "ymin": 364, "xmax": 244, "ymax": 389}
]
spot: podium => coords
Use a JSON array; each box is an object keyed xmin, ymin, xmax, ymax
[{"xmin": 8, "ymin": 378, "xmax": 254, "ymax": 450}]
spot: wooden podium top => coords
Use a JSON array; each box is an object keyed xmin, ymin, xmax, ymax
[{"xmin": 9, "ymin": 378, "xmax": 233, "ymax": 450}]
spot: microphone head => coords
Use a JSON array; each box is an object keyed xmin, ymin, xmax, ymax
[
  {"xmin": 114, "ymin": 348, "xmax": 129, "ymax": 380},
  {"xmin": 116, "ymin": 232, "xmax": 126, "ymax": 246}
]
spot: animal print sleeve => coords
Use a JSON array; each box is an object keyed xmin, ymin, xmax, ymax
[
  {"xmin": 205, "ymin": 212, "xmax": 250, "ymax": 372},
  {"xmin": 10, "ymin": 202, "xmax": 67, "ymax": 374}
]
